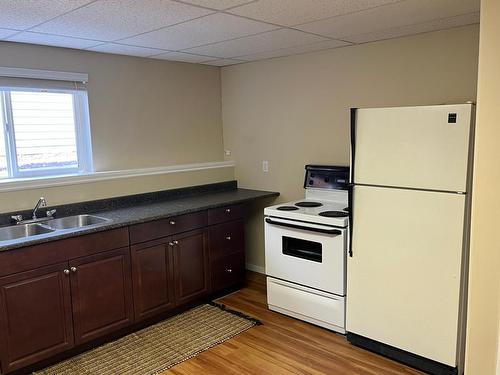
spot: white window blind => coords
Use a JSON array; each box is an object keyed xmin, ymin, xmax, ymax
[{"xmin": 0, "ymin": 68, "xmax": 92, "ymax": 179}]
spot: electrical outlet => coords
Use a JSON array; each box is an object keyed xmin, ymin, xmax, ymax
[
  {"xmin": 262, "ymin": 160, "xmax": 269, "ymax": 173},
  {"xmin": 224, "ymin": 150, "xmax": 231, "ymax": 156}
]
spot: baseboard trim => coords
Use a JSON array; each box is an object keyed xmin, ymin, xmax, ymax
[
  {"xmin": 245, "ymin": 263, "xmax": 265, "ymax": 274},
  {"xmin": 347, "ymin": 332, "xmax": 458, "ymax": 375}
]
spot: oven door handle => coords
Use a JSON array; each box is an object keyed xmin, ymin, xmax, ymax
[{"xmin": 265, "ymin": 218, "xmax": 341, "ymax": 235}]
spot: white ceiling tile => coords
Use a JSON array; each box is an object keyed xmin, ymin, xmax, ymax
[
  {"xmin": 185, "ymin": 28, "xmax": 328, "ymax": 58},
  {"xmin": 6, "ymin": 32, "xmax": 102, "ymax": 49},
  {"xmin": 87, "ymin": 43, "xmax": 167, "ymax": 57},
  {"xmin": 228, "ymin": 0, "xmax": 401, "ymax": 26},
  {"xmin": 298, "ymin": 0, "xmax": 480, "ymax": 39},
  {"xmin": 32, "ymin": 0, "xmax": 212, "ymax": 41},
  {"xmin": 238, "ymin": 39, "xmax": 350, "ymax": 61},
  {"xmin": 203, "ymin": 58, "xmax": 244, "ymax": 66},
  {"xmin": 151, "ymin": 51, "xmax": 215, "ymax": 63},
  {"xmin": 121, "ymin": 13, "xmax": 277, "ymax": 50},
  {"xmin": 345, "ymin": 12, "xmax": 480, "ymax": 43},
  {"xmin": 0, "ymin": 0, "xmax": 92, "ymax": 30},
  {"xmin": 176, "ymin": 0, "xmax": 255, "ymax": 10},
  {"xmin": 0, "ymin": 28, "xmax": 19, "ymax": 39}
]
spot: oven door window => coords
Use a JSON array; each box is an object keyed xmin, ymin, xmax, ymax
[{"xmin": 282, "ymin": 236, "xmax": 322, "ymax": 263}]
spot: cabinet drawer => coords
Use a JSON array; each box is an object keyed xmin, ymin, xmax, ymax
[
  {"xmin": 209, "ymin": 220, "xmax": 244, "ymax": 259},
  {"xmin": 211, "ymin": 252, "xmax": 245, "ymax": 292},
  {"xmin": 129, "ymin": 211, "xmax": 207, "ymax": 244},
  {"xmin": 208, "ymin": 204, "xmax": 244, "ymax": 225}
]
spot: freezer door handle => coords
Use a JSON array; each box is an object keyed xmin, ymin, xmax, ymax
[{"xmin": 265, "ymin": 218, "xmax": 341, "ymax": 235}]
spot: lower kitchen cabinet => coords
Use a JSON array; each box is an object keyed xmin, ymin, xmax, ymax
[
  {"xmin": 70, "ymin": 248, "xmax": 134, "ymax": 344},
  {"xmin": 172, "ymin": 229, "xmax": 209, "ymax": 305},
  {"xmin": 0, "ymin": 263, "xmax": 74, "ymax": 373},
  {"xmin": 131, "ymin": 240, "xmax": 175, "ymax": 321}
]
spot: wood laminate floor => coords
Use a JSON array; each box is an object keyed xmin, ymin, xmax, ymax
[{"xmin": 165, "ymin": 272, "xmax": 424, "ymax": 375}]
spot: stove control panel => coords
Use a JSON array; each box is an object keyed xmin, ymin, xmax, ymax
[{"xmin": 303, "ymin": 165, "xmax": 350, "ymax": 190}]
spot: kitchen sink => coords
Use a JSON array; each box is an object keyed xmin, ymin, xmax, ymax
[
  {"xmin": 44, "ymin": 214, "xmax": 111, "ymax": 230},
  {"xmin": 0, "ymin": 223, "xmax": 55, "ymax": 241}
]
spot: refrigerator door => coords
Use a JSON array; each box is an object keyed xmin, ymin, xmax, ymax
[
  {"xmin": 347, "ymin": 185, "xmax": 465, "ymax": 366},
  {"xmin": 352, "ymin": 104, "xmax": 473, "ymax": 192}
]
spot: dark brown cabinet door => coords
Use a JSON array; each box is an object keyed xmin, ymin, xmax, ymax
[
  {"xmin": 172, "ymin": 229, "xmax": 209, "ymax": 305},
  {"xmin": 70, "ymin": 247, "xmax": 133, "ymax": 345},
  {"xmin": 131, "ymin": 240, "xmax": 175, "ymax": 321},
  {"xmin": 0, "ymin": 263, "xmax": 74, "ymax": 373}
]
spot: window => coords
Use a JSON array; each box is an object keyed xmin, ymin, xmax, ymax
[{"xmin": 0, "ymin": 70, "xmax": 92, "ymax": 179}]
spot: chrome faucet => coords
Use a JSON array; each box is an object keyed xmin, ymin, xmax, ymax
[{"xmin": 32, "ymin": 197, "xmax": 47, "ymax": 219}]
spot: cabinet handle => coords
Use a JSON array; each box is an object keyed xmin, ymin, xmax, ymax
[
  {"xmin": 226, "ymin": 268, "xmax": 233, "ymax": 273},
  {"xmin": 169, "ymin": 242, "xmax": 174, "ymax": 246},
  {"xmin": 169, "ymin": 220, "xmax": 176, "ymax": 225},
  {"xmin": 225, "ymin": 208, "xmax": 231, "ymax": 213},
  {"xmin": 63, "ymin": 269, "xmax": 70, "ymax": 275},
  {"xmin": 70, "ymin": 267, "xmax": 77, "ymax": 273},
  {"xmin": 173, "ymin": 240, "xmax": 179, "ymax": 245},
  {"xmin": 225, "ymin": 236, "xmax": 231, "ymax": 241}
]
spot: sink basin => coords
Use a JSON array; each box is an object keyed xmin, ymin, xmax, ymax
[
  {"xmin": 0, "ymin": 223, "xmax": 55, "ymax": 241},
  {"xmin": 45, "ymin": 214, "xmax": 111, "ymax": 230}
]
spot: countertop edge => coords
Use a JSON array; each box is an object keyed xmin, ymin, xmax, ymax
[{"xmin": 0, "ymin": 189, "xmax": 279, "ymax": 252}]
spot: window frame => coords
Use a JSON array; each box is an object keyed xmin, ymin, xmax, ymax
[{"xmin": 0, "ymin": 86, "xmax": 93, "ymax": 179}]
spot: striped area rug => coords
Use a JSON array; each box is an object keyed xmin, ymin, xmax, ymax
[{"xmin": 34, "ymin": 303, "xmax": 261, "ymax": 375}]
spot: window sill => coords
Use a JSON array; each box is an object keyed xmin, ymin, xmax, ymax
[{"xmin": 0, "ymin": 161, "xmax": 235, "ymax": 193}]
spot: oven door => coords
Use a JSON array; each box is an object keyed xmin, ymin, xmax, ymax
[{"xmin": 264, "ymin": 216, "xmax": 346, "ymax": 295}]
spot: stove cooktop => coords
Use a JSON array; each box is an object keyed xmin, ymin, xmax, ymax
[{"xmin": 265, "ymin": 199, "xmax": 349, "ymax": 227}]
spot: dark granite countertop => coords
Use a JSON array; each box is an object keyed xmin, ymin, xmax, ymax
[{"xmin": 0, "ymin": 183, "xmax": 279, "ymax": 252}]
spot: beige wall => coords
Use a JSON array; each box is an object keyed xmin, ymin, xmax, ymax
[
  {"xmin": 221, "ymin": 25, "xmax": 479, "ymax": 269},
  {"xmin": 0, "ymin": 42, "xmax": 229, "ymax": 211},
  {"xmin": 465, "ymin": 0, "xmax": 500, "ymax": 373}
]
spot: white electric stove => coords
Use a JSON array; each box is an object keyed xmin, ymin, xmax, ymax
[{"xmin": 264, "ymin": 165, "xmax": 349, "ymax": 334}]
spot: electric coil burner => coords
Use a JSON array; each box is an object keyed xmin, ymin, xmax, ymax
[
  {"xmin": 277, "ymin": 206, "xmax": 299, "ymax": 211},
  {"xmin": 318, "ymin": 211, "xmax": 349, "ymax": 218},
  {"xmin": 264, "ymin": 165, "xmax": 350, "ymax": 334},
  {"xmin": 295, "ymin": 201, "xmax": 323, "ymax": 208}
]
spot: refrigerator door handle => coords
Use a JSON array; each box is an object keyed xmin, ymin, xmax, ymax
[{"xmin": 348, "ymin": 184, "xmax": 354, "ymax": 257}]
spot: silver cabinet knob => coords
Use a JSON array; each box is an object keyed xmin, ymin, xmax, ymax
[
  {"xmin": 63, "ymin": 269, "xmax": 70, "ymax": 275},
  {"xmin": 70, "ymin": 267, "xmax": 77, "ymax": 273},
  {"xmin": 226, "ymin": 268, "xmax": 233, "ymax": 273},
  {"xmin": 173, "ymin": 240, "xmax": 179, "ymax": 245},
  {"xmin": 169, "ymin": 220, "xmax": 176, "ymax": 225},
  {"xmin": 225, "ymin": 208, "xmax": 231, "ymax": 213},
  {"xmin": 225, "ymin": 236, "xmax": 231, "ymax": 241},
  {"xmin": 169, "ymin": 242, "xmax": 174, "ymax": 246}
]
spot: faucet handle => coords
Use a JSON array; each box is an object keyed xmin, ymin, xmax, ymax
[
  {"xmin": 46, "ymin": 209, "xmax": 56, "ymax": 218},
  {"xmin": 11, "ymin": 215, "xmax": 23, "ymax": 223}
]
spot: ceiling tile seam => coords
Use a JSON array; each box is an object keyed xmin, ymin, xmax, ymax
[
  {"xmin": 176, "ymin": 26, "xmax": 285, "ymax": 52},
  {"xmin": 147, "ymin": 50, "xmax": 223, "ymax": 61},
  {"xmin": 169, "ymin": 0, "xmax": 258, "ymax": 12},
  {"xmin": 6, "ymin": 0, "xmax": 100, "ymax": 40},
  {"xmin": 292, "ymin": 0, "xmax": 410, "ymax": 28},
  {"xmin": 340, "ymin": 11, "xmax": 481, "ymax": 42},
  {"xmin": 232, "ymin": 40, "xmax": 355, "ymax": 61},
  {"xmin": 5, "ymin": 30, "xmax": 109, "ymax": 45}
]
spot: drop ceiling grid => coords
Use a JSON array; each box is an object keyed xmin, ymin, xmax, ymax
[{"xmin": 0, "ymin": 0, "xmax": 481, "ymax": 66}]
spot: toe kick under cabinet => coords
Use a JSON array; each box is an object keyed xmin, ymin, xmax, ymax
[{"xmin": 0, "ymin": 204, "xmax": 246, "ymax": 374}]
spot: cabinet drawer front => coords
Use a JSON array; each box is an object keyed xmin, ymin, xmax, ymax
[
  {"xmin": 212, "ymin": 252, "xmax": 245, "ymax": 292},
  {"xmin": 129, "ymin": 211, "xmax": 207, "ymax": 244},
  {"xmin": 0, "ymin": 263, "xmax": 74, "ymax": 373},
  {"xmin": 208, "ymin": 204, "xmax": 244, "ymax": 225},
  {"xmin": 209, "ymin": 220, "xmax": 244, "ymax": 259}
]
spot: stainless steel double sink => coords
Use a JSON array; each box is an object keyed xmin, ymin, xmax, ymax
[{"xmin": 0, "ymin": 215, "xmax": 111, "ymax": 242}]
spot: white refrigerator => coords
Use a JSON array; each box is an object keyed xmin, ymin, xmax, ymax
[{"xmin": 347, "ymin": 104, "xmax": 474, "ymax": 375}]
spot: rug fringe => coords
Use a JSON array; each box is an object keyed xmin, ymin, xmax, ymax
[{"xmin": 208, "ymin": 301, "xmax": 263, "ymax": 326}]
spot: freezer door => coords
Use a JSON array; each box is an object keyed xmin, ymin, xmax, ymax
[
  {"xmin": 353, "ymin": 104, "xmax": 473, "ymax": 192},
  {"xmin": 347, "ymin": 185, "xmax": 465, "ymax": 366}
]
